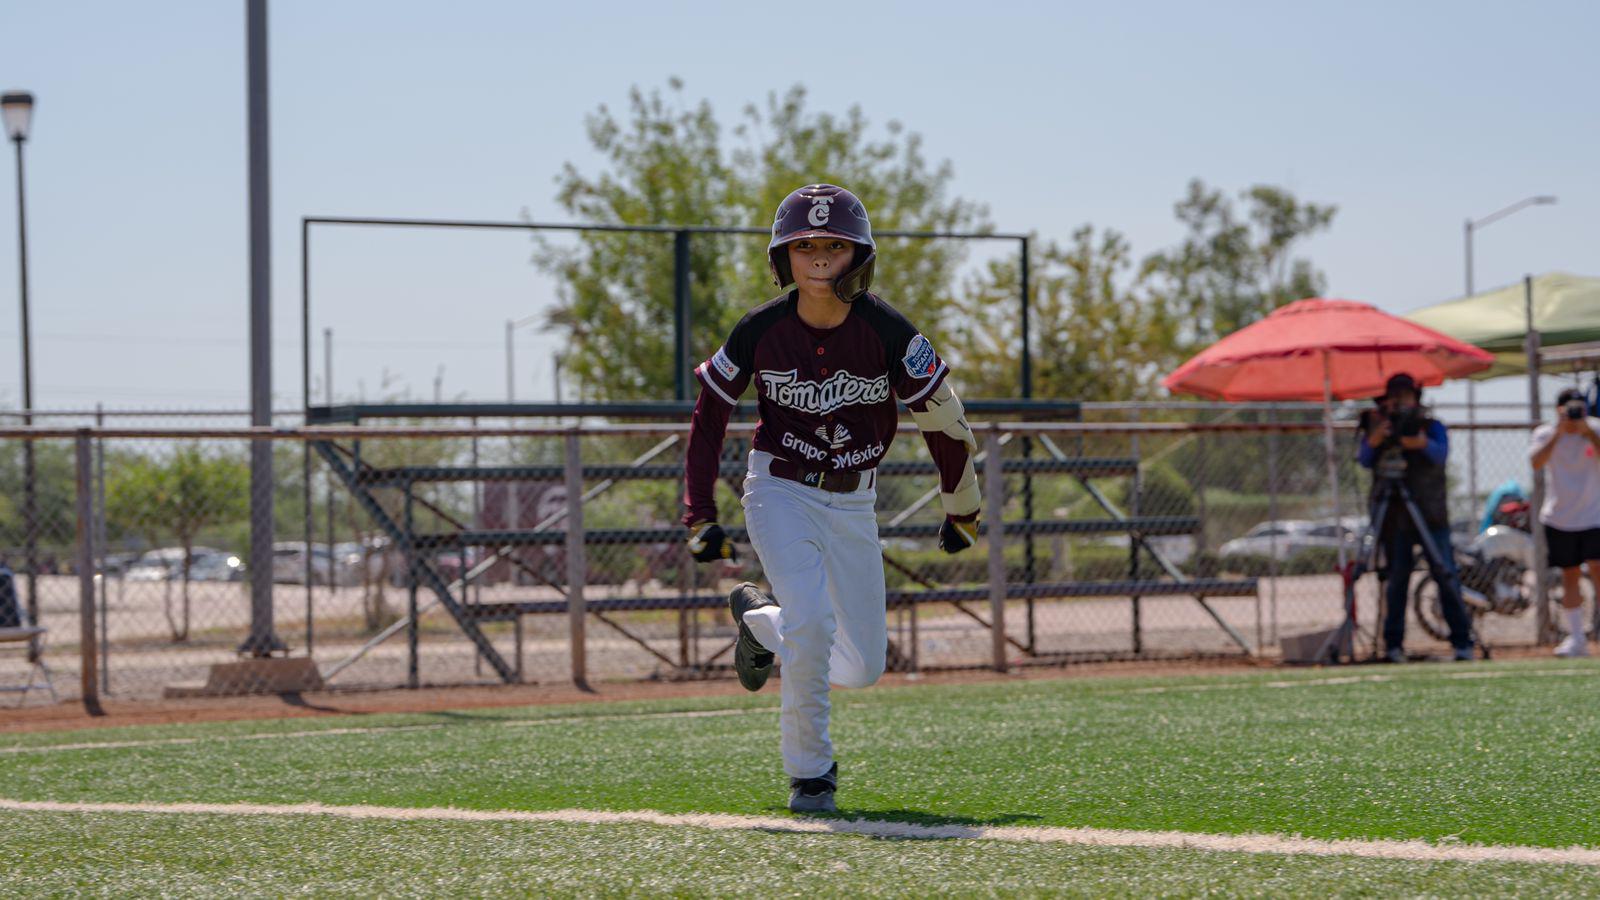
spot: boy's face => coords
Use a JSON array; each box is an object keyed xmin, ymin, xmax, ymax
[{"xmin": 787, "ymin": 238, "xmax": 855, "ymax": 296}]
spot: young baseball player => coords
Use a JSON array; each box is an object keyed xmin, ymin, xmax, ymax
[{"xmin": 682, "ymin": 184, "xmax": 981, "ymax": 813}]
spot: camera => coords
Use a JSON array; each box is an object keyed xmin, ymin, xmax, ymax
[
  {"xmin": 1565, "ymin": 399, "xmax": 1587, "ymax": 421},
  {"xmin": 1387, "ymin": 406, "xmax": 1423, "ymax": 437},
  {"xmin": 1361, "ymin": 401, "xmax": 1423, "ymax": 480}
]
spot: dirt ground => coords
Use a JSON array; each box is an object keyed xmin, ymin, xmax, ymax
[
  {"xmin": 2, "ymin": 645, "xmax": 1559, "ymax": 736},
  {"xmin": 2, "ymin": 657, "xmax": 1280, "ymax": 735}
]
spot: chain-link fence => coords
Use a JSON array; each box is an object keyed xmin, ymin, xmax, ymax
[{"xmin": 0, "ymin": 405, "xmax": 1566, "ymax": 706}]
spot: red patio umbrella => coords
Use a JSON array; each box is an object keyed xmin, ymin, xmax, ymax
[
  {"xmin": 1165, "ymin": 298, "xmax": 1496, "ymax": 402},
  {"xmin": 1164, "ymin": 299, "xmax": 1495, "ymax": 566}
]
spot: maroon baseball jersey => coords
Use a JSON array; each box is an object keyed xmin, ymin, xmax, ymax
[{"xmin": 682, "ymin": 291, "xmax": 967, "ymax": 526}]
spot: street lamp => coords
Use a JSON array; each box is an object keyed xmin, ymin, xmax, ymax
[
  {"xmin": 3, "ymin": 90, "xmax": 37, "ymax": 625},
  {"xmin": 1461, "ymin": 194, "xmax": 1558, "ymax": 507},
  {"xmin": 503, "ymin": 314, "xmax": 544, "ymax": 537},
  {"xmin": 1465, "ymin": 195, "xmax": 1557, "ymax": 295},
  {"xmin": 504, "ymin": 314, "xmax": 541, "ymax": 402}
]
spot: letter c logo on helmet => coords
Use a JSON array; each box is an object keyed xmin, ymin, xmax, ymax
[
  {"xmin": 807, "ymin": 196, "xmax": 834, "ymax": 227},
  {"xmin": 767, "ymin": 184, "xmax": 877, "ymax": 303}
]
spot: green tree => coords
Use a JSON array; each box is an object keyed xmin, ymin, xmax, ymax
[
  {"xmin": 955, "ymin": 226, "xmax": 1180, "ymax": 400},
  {"xmin": 106, "ymin": 445, "xmax": 248, "ymax": 642},
  {"xmin": 1141, "ymin": 179, "xmax": 1336, "ymax": 355},
  {"xmin": 958, "ymin": 181, "xmax": 1334, "ymax": 402},
  {"xmin": 0, "ymin": 439, "xmax": 77, "ymax": 561},
  {"xmin": 537, "ymin": 79, "xmax": 987, "ymax": 400}
]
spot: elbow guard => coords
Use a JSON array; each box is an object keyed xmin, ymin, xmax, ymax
[
  {"xmin": 911, "ymin": 381, "xmax": 981, "ymax": 517},
  {"xmin": 911, "ymin": 381, "xmax": 977, "ymax": 453}
]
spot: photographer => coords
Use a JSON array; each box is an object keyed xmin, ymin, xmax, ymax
[
  {"xmin": 1528, "ymin": 388, "xmax": 1600, "ymax": 658},
  {"xmin": 1357, "ymin": 373, "xmax": 1474, "ymax": 662}
]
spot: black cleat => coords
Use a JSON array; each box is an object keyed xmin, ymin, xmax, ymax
[
  {"xmin": 788, "ymin": 762, "xmax": 838, "ymax": 814},
  {"xmin": 728, "ymin": 582, "xmax": 777, "ymax": 692}
]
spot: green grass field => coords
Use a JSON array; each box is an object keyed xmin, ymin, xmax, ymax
[{"xmin": 4, "ymin": 660, "xmax": 1600, "ymax": 897}]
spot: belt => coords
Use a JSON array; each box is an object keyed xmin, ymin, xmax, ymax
[{"xmin": 766, "ymin": 458, "xmax": 871, "ymax": 493}]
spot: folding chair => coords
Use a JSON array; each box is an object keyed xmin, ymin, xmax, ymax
[{"xmin": 0, "ymin": 563, "xmax": 55, "ymax": 705}]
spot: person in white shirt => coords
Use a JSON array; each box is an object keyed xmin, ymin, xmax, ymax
[{"xmin": 1529, "ymin": 388, "xmax": 1600, "ymax": 657}]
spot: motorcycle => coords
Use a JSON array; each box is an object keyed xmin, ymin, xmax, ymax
[{"xmin": 1411, "ymin": 522, "xmax": 1597, "ymax": 645}]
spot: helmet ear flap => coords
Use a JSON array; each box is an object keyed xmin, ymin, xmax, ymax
[
  {"xmin": 832, "ymin": 251, "xmax": 875, "ymax": 303},
  {"xmin": 769, "ymin": 249, "xmax": 793, "ymax": 288}
]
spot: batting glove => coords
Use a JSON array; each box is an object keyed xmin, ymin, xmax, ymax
[
  {"xmin": 687, "ymin": 521, "xmax": 737, "ymax": 563},
  {"xmin": 938, "ymin": 514, "xmax": 979, "ymax": 554}
]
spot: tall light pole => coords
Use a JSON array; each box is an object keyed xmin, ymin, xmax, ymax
[
  {"xmin": 3, "ymin": 90, "xmax": 37, "ymax": 625},
  {"xmin": 1462, "ymin": 195, "xmax": 1557, "ymax": 506},
  {"xmin": 242, "ymin": 0, "xmax": 284, "ymax": 656},
  {"xmin": 503, "ymin": 314, "xmax": 541, "ymax": 537},
  {"xmin": 504, "ymin": 314, "xmax": 540, "ymax": 401}
]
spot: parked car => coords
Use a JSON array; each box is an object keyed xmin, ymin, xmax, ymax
[
  {"xmin": 125, "ymin": 546, "xmax": 226, "ymax": 581},
  {"xmin": 1218, "ymin": 520, "xmax": 1352, "ymax": 562},
  {"xmin": 101, "ymin": 552, "xmax": 141, "ymax": 577},
  {"xmin": 188, "ymin": 551, "xmax": 245, "ymax": 582},
  {"xmin": 433, "ymin": 547, "xmax": 489, "ymax": 583},
  {"xmin": 1219, "ymin": 518, "xmax": 1362, "ymax": 562},
  {"xmin": 1219, "ymin": 520, "xmax": 1316, "ymax": 561},
  {"xmin": 337, "ymin": 538, "xmax": 407, "ymax": 585},
  {"xmin": 125, "ymin": 557, "xmax": 176, "ymax": 582},
  {"xmin": 1300, "ymin": 517, "xmax": 1362, "ymax": 554},
  {"xmin": 271, "ymin": 542, "xmax": 340, "ymax": 585}
]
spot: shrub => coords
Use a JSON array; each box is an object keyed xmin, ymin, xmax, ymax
[
  {"xmin": 1118, "ymin": 462, "xmax": 1196, "ymax": 518},
  {"xmin": 1284, "ymin": 546, "xmax": 1341, "ymax": 576}
]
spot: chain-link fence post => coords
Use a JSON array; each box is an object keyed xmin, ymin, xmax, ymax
[
  {"xmin": 674, "ymin": 230, "xmax": 692, "ymax": 401},
  {"xmin": 404, "ymin": 481, "xmax": 419, "ymax": 689},
  {"xmin": 303, "ymin": 442, "xmax": 314, "ymax": 655},
  {"xmin": 1130, "ymin": 410, "xmax": 1143, "ymax": 655},
  {"xmin": 1531, "ymin": 475, "xmax": 1552, "ymax": 643},
  {"xmin": 95, "ymin": 404, "xmax": 109, "ymax": 694},
  {"xmin": 1193, "ymin": 426, "xmax": 1209, "ymax": 558},
  {"xmin": 984, "ymin": 426, "xmax": 1007, "ymax": 673},
  {"xmin": 565, "ymin": 431, "xmax": 589, "ymax": 688},
  {"xmin": 22, "ymin": 438, "xmax": 37, "ymax": 647},
  {"xmin": 1265, "ymin": 409, "xmax": 1280, "ymax": 649},
  {"xmin": 1466, "ymin": 381, "xmax": 1479, "ymax": 512},
  {"xmin": 1526, "ymin": 279, "xmax": 1553, "ymax": 643},
  {"xmin": 74, "ymin": 429, "xmax": 100, "ymax": 713}
]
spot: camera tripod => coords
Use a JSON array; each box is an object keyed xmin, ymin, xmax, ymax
[{"xmin": 1318, "ymin": 456, "xmax": 1475, "ymax": 664}]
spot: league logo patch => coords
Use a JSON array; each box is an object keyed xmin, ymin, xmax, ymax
[
  {"xmin": 903, "ymin": 335, "xmax": 938, "ymax": 379},
  {"xmin": 710, "ymin": 346, "xmax": 739, "ymax": 381}
]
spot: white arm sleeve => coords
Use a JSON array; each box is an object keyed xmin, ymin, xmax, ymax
[{"xmin": 910, "ymin": 381, "xmax": 980, "ymax": 517}]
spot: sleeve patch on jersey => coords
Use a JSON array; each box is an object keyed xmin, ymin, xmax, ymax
[
  {"xmin": 903, "ymin": 334, "xmax": 938, "ymax": 379},
  {"xmin": 710, "ymin": 346, "xmax": 739, "ymax": 381}
]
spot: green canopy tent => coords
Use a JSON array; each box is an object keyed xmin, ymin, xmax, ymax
[{"xmin": 1406, "ymin": 271, "xmax": 1600, "ymax": 378}]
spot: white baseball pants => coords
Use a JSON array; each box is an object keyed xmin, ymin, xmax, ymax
[{"xmin": 739, "ymin": 450, "xmax": 887, "ymax": 780}]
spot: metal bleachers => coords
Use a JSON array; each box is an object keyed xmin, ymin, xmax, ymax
[{"xmin": 309, "ymin": 402, "xmax": 1257, "ymax": 683}]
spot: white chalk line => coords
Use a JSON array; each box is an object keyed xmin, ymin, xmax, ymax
[
  {"xmin": 1127, "ymin": 666, "xmax": 1600, "ymax": 695},
  {"xmin": 0, "ymin": 707, "xmax": 770, "ymax": 756},
  {"xmin": 1, "ymin": 797, "xmax": 1596, "ymax": 869}
]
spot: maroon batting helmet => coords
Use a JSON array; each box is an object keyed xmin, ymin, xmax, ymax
[{"xmin": 767, "ymin": 184, "xmax": 876, "ymax": 302}]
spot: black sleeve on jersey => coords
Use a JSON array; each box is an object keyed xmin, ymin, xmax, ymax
[
  {"xmin": 696, "ymin": 292, "xmax": 793, "ymax": 405},
  {"xmin": 726, "ymin": 293, "xmax": 792, "ymax": 368},
  {"xmin": 855, "ymin": 293, "xmax": 950, "ymax": 405}
]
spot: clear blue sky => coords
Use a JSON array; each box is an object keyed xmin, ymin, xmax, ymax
[{"xmin": 0, "ymin": 0, "xmax": 1594, "ymax": 410}]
